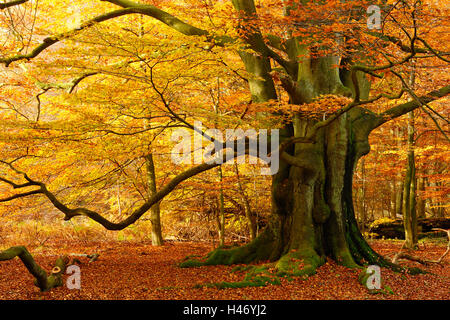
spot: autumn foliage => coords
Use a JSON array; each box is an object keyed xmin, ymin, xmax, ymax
[{"xmin": 0, "ymin": 0, "xmax": 448, "ymax": 300}]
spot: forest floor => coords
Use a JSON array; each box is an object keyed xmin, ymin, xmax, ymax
[{"xmin": 0, "ymin": 238, "xmax": 448, "ymax": 300}]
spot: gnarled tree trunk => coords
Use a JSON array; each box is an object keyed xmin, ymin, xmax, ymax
[
  {"xmin": 180, "ymin": 48, "xmax": 396, "ymax": 275},
  {"xmin": 181, "ymin": 110, "xmax": 395, "ymax": 275}
]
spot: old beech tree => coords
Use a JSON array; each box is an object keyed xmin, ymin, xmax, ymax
[{"xmin": 0, "ymin": 0, "xmax": 449, "ymax": 278}]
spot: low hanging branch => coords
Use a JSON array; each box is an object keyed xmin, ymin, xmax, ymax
[
  {"xmin": 0, "ymin": 246, "xmax": 68, "ymax": 292},
  {"xmin": 391, "ymin": 229, "xmax": 450, "ymax": 266}
]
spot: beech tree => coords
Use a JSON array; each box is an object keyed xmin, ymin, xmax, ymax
[{"xmin": 0, "ymin": 0, "xmax": 449, "ymax": 278}]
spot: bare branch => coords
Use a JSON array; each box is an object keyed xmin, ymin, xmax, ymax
[{"xmin": 0, "ymin": 189, "xmax": 42, "ymax": 202}]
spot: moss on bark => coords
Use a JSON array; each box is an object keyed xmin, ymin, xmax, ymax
[{"xmin": 179, "ymin": 119, "xmax": 419, "ymax": 288}]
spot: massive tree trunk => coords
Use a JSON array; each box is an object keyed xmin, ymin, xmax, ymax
[
  {"xmin": 181, "ymin": 45, "xmax": 395, "ymax": 275},
  {"xmin": 181, "ymin": 109, "xmax": 394, "ymax": 275},
  {"xmin": 178, "ymin": 0, "xmax": 398, "ymax": 273}
]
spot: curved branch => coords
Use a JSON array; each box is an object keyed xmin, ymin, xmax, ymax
[
  {"xmin": 100, "ymin": 0, "xmax": 208, "ymax": 36},
  {"xmin": 1, "ymin": 1, "xmax": 234, "ymax": 66},
  {"xmin": 416, "ymin": 37, "xmax": 450, "ymax": 63},
  {"xmin": 0, "ymin": 189, "xmax": 43, "ymax": 202},
  {"xmin": 1, "ymin": 152, "xmax": 237, "ymax": 230}
]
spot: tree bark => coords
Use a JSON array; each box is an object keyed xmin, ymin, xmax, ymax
[
  {"xmin": 417, "ymin": 177, "xmax": 426, "ymax": 219},
  {"xmin": 217, "ymin": 166, "xmax": 225, "ymax": 247},
  {"xmin": 146, "ymin": 153, "xmax": 163, "ymax": 246},
  {"xmin": 402, "ymin": 63, "xmax": 418, "ymax": 249},
  {"xmin": 181, "ymin": 112, "xmax": 397, "ymax": 274},
  {"xmin": 180, "ymin": 16, "xmax": 398, "ymax": 274},
  {"xmin": 234, "ymin": 163, "xmax": 257, "ymax": 240}
]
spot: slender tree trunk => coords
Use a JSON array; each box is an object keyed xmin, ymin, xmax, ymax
[
  {"xmin": 146, "ymin": 152, "xmax": 163, "ymax": 246},
  {"xmin": 234, "ymin": 163, "xmax": 257, "ymax": 240},
  {"xmin": 402, "ymin": 132, "xmax": 418, "ymax": 249},
  {"xmin": 217, "ymin": 166, "xmax": 226, "ymax": 247},
  {"xmin": 390, "ymin": 181, "xmax": 397, "ymax": 219},
  {"xmin": 402, "ymin": 63, "xmax": 418, "ymax": 249},
  {"xmin": 417, "ymin": 177, "xmax": 426, "ymax": 219},
  {"xmin": 395, "ymin": 180, "xmax": 404, "ymax": 219}
]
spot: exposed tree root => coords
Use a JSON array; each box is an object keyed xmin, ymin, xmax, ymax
[
  {"xmin": 275, "ymin": 249, "xmax": 326, "ymax": 277},
  {"xmin": 179, "ymin": 229, "xmax": 278, "ymax": 268},
  {"xmin": 390, "ymin": 229, "xmax": 449, "ymax": 266},
  {"xmin": 196, "ymin": 265, "xmax": 282, "ymax": 289},
  {"xmin": 180, "ymin": 230, "xmax": 329, "ymax": 288}
]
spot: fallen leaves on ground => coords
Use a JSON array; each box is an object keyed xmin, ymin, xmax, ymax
[{"xmin": 0, "ymin": 239, "xmax": 448, "ymax": 300}]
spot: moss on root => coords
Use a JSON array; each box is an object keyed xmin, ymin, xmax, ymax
[
  {"xmin": 197, "ymin": 265, "xmax": 281, "ymax": 289},
  {"xmin": 179, "ymin": 246, "xmax": 254, "ymax": 268},
  {"xmin": 358, "ymin": 267, "xmax": 396, "ymax": 295},
  {"xmin": 179, "ymin": 229, "xmax": 276, "ymax": 268},
  {"xmin": 275, "ymin": 249, "xmax": 326, "ymax": 277},
  {"xmin": 183, "ymin": 246, "xmax": 329, "ymax": 289}
]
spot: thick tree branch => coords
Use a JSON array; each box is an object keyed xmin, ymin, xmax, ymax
[
  {"xmin": 390, "ymin": 70, "xmax": 450, "ymax": 141},
  {"xmin": 0, "ymin": 0, "xmax": 28, "ymax": 10},
  {"xmin": 100, "ymin": 0, "xmax": 208, "ymax": 36},
  {"xmin": 0, "ymin": 148, "xmax": 248, "ymax": 230},
  {"xmin": 372, "ymin": 85, "xmax": 450, "ymax": 129},
  {"xmin": 1, "ymin": 1, "xmax": 234, "ymax": 66}
]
